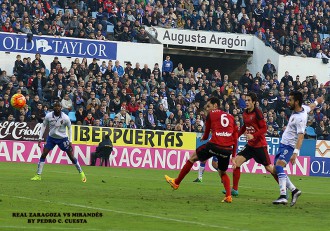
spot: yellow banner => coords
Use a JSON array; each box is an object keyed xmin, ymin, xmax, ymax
[{"xmin": 72, "ymin": 125, "xmax": 196, "ymax": 150}]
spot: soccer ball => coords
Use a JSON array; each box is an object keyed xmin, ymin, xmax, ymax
[{"xmin": 11, "ymin": 93, "xmax": 26, "ymax": 110}]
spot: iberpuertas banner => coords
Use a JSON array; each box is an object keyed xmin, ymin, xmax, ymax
[
  {"xmin": 0, "ymin": 32, "xmax": 117, "ymax": 60},
  {"xmin": 71, "ymin": 125, "xmax": 196, "ymax": 150},
  {"xmin": 146, "ymin": 26, "xmax": 254, "ymax": 51}
]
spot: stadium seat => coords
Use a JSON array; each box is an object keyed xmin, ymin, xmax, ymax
[
  {"xmin": 92, "ymin": 12, "xmax": 97, "ymax": 18},
  {"xmin": 55, "ymin": 8, "xmax": 64, "ymax": 14},
  {"xmin": 166, "ymin": 111, "xmax": 171, "ymax": 118},
  {"xmin": 67, "ymin": 9, "xmax": 73, "ymax": 15},
  {"xmin": 306, "ymin": 126, "xmax": 317, "ymax": 139},
  {"xmin": 110, "ymin": 113, "xmax": 115, "ymax": 120},
  {"xmin": 130, "ymin": 115, "xmax": 135, "ymax": 121},
  {"xmin": 107, "ymin": 25, "xmax": 114, "ymax": 33},
  {"xmin": 68, "ymin": 112, "xmax": 76, "ymax": 122}
]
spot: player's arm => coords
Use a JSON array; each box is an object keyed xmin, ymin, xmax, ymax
[
  {"xmin": 238, "ymin": 124, "xmax": 246, "ymax": 138},
  {"xmin": 201, "ymin": 115, "xmax": 211, "ymax": 141},
  {"xmin": 38, "ymin": 117, "xmax": 48, "ymax": 147},
  {"xmin": 67, "ymin": 118, "xmax": 72, "ymax": 145},
  {"xmin": 308, "ymin": 96, "xmax": 324, "ymax": 111},
  {"xmin": 290, "ymin": 133, "xmax": 304, "ymax": 165},
  {"xmin": 290, "ymin": 117, "xmax": 307, "ymax": 164},
  {"xmin": 232, "ymin": 122, "xmax": 238, "ymax": 157}
]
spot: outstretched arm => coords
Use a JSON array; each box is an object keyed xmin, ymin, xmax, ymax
[{"xmin": 309, "ymin": 96, "xmax": 324, "ymax": 111}]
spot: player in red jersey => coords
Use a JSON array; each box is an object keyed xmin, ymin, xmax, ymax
[
  {"xmin": 232, "ymin": 92, "xmax": 277, "ymax": 180},
  {"xmin": 165, "ymin": 97, "xmax": 238, "ymax": 203}
]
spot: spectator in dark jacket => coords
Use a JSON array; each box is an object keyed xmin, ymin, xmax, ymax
[
  {"xmin": 262, "ymin": 59, "xmax": 276, "ymax": 77},
  {"xmin": 90, "ymin": 134, "xmax": 113, "ymax": 166},
  {"xmin": 239, "ymin": 70, "xmax": 253, "ymax": 90},
  {"xmin": 31, "ymin": 72, "xmax": 47, "ymax": 98},
  {"xmin": 88, "ymin": 58, "xmax": 100, "ymax": 76},
  {"xmin": 136, "ymin": 27, "xmax": 150, "ymax": 43},
  {"xmin": 120, "ymin": 26, "xmax": 133, "ymax": 42},
  {"xmin": 280, "ymin": 71, "xmax": 293, "ymax": 87}
]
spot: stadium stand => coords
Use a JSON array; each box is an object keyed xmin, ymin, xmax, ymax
[
  {"xmin": 0, "ymin": 52, "xmax": 329, "ymax": 140},
  {"xmin": 0, "ymin": 1, "xmax": 330, "ymax": 58},
  {"xmin": 0, "ymin": 1, "xmax": 329, "ymax": 140}
]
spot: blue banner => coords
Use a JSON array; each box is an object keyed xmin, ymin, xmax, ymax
[
  {"xmin": 0, "ymin": 32, "xmax": 117, "ymax": 60},
  {"xmin": 309, "ymin": 157, "xmax": 330, "ymax": 177},
  {"xmin": 196, "ymin": 135, "xmax": 316, "ymax": 157}
]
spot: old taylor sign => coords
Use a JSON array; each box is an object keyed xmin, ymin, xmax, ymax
[
  {"xmin": 0, "ymin": 32, "xmax": 117, "ymax": 60},
  {"xmin": 0, "ymin": 122, "xmax": 46, "ymax": 141},
  {"xmin": 147, "ymin": 27, "xmax": 254, "ymax": 51}
]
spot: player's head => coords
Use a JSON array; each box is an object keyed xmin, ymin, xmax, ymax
[
  {"xmin": 245, "ymin": 92, "xmax": 257, "ymax": 111},
  {"xmin": 289, "ymin": 91, "xmax": 303, "ymax": 110},
  {"xmin": 53, "ymin": 101, "xmax": 62, "ymax": 115},
  {"xmin": 205, "ymin": 97, "xmax": 220, "ymax": 112}
]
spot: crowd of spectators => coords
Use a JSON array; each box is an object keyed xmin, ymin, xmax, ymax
[
  {"xmin": 0, "ymin": 53, "xmax": 329, "ymax": 140},
  {"xmin": 2, "ymin": 1, "xmax": 330, "ymax": 57}
]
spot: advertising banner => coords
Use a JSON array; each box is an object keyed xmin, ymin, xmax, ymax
[
  {"xmin": 0, "ymin": 140, "xmax": 94, "ymax": 165},
  {"xmin": 200, "ymin": 155, "xmax": 310, "ymax": 176},
  {"xmin": 0, "ymin": 32, "xmax": 117, "ymax": 60},
  {"xmin": 0, "ymin": 140, "xmax": 309, "ymax": 176},
  {"xmin": 315, "ymin": 140, "xmax": 330, "ymax": 158},
  {"xmin": 309, "ymin": 157, "xmax": 330, "ymax": 177},
  {"xmin": 146, "ymin": 26, "xmax": 254, "ymax": 51},
  {"xmin": 0, "ymin": 140, "xmax": 197, "ymax": 169},
  {"xmin": 0, "ymin": 121, "xmax": 47, "ymax": 141},
  {"xmin": 196, "ymin": 136, "xmax": 316, "ymax": 157},
  {"xmin": 72, "ymin": 125, "xmax": 196, "ymax": 150}
]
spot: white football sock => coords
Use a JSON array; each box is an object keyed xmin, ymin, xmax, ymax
[
  {"xmin": 198, "ymin": 166, "xmax": 205, "ymax": 180},
  {"xmin": 286, "ymin": 176, "xmax": 296, "ymax": 192}
]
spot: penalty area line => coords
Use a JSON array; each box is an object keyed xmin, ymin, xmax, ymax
[{"xmin": 0, "ymin": 194, "xmax": 248, "ymax": 231}]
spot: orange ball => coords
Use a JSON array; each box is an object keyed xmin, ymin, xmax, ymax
[{"xmin": 10, "ymin": 93, "xmax": 26, "ymax": 110}]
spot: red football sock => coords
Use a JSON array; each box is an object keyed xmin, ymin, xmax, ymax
[
  {"xmin": 271, "ymin": 173, "xmax": 279, "ymax": 183},
  {"xmin": 221, "ymin": 173, "xmax": 231, "ymax": 197},
  {"xmin": 175, "ymin": 160, "xmax": 193, "ymax": 185},
  {"xmin": 232, "ymin": 167, "xmax": 241, "ymax": 191}
]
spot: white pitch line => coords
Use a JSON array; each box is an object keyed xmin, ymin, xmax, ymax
[{"xmin": 0, "ymin": 194, "xmax": 249, "ymax": 231}]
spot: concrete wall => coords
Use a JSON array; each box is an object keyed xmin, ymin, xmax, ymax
[
  {"xmin": 277, "ymin": 55, "xmax": 329, "ymax": 83},
  {"xmin": 247, "ymin": 37, "xmax": 280, "ymax": 77},
  {"xmin": 249, "ymin": 37, "xmax": 329, "ymax": 84}
]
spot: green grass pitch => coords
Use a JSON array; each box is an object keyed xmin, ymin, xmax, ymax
[{"xmin": 0, "ymin": 162, "xmax": 329, "ymax": 231}]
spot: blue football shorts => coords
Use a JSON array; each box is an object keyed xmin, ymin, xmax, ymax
[
  {"xmin": 44, "ymin": 136, "xmax": 70, "ymax": 152},
  {"xmin": 274, "ymin": 143, "xmax": 294, "ymax": 164}
]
